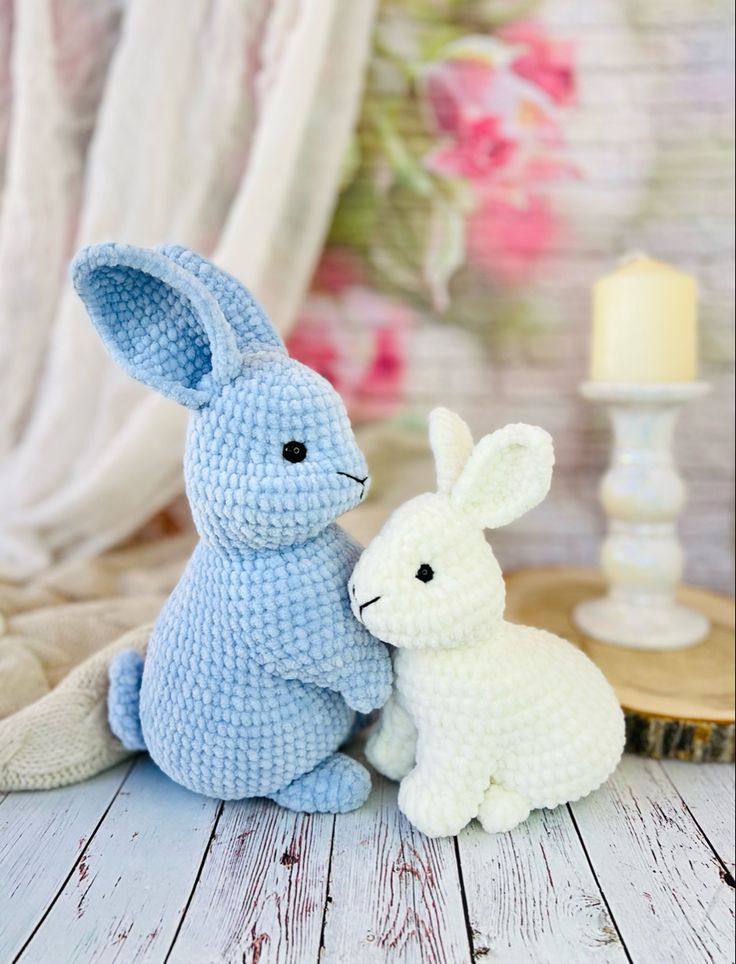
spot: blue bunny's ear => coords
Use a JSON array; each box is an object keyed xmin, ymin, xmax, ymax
[
  {"xmin": 157, "ymin": 245, "xmax": 285, "ymax": 355},
  {"xmin": 72, "ymin": 243, "xmax": 243, "ymax": 408}
]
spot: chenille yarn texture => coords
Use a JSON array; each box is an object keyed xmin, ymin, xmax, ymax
[
  {"xmin": 72, "ymin": 242, "xmax": 392, "ymax": 812},
  {"xmin": 350, "ymin": 408, "xmax": 625, "ymax": 837}
]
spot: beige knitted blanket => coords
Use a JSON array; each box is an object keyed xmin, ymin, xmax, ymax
[{"xmin": 0, "ymin": 535, "xmax": 193, "ymax": 791}]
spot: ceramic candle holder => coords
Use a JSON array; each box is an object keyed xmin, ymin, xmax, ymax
[{"xmin": 573, "ymin": 381, "xmax": 711, "ymax": 650}]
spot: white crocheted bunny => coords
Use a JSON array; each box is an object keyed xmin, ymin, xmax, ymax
[{"xmin": 349, "ymin": 409, "xmax": 625, "ymax": 838}]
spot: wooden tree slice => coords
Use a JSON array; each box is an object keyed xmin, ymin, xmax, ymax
[{"xmin": 504, "ymin": 567, "xmax": 735, "ymax": 763}]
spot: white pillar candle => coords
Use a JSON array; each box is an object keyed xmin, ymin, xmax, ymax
[{"xmin": 590, "ymin": 256, "xmax": 698, "ymax": 383}]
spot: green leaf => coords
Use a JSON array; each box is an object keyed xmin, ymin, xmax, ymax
[
  {"xmin": 423, "ymin": 200, "xmax": 466, "ymax": 312},
  {"xmin": 372, "ymin": 109, "xmax": 435, "ymax": 196}
]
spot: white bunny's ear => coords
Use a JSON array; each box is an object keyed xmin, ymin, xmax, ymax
[
  {"xmin": 429, "ymin": 408, "xmax": 474, "ymax": 496},
  {"xmin": 451, "ymin": 423, "xmax": 554, "ymax": 529}
]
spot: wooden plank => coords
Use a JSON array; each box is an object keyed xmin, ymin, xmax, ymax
[
  {"xmin": 320, "ymin": 775, "xmax": 471, "ymax": 964},
  {"xmin": 457, "ymin": 805, "xmax": 627, "ymax": 963},
  {"xmin": 661, "ymin": 760, "xmax": 736, "ymax": 875},
  {"xmin": 570, "ymin": 754, "xmax": 735, "ymax": 963},
  {"xmin": 19, "ymin": 757, "xmax": 219, "ymax": 964},
  {"xmin": 0, "ymin": 762, "xmax": 131, "ymax": 962},
  {"xmin": 167, "ymin": 798, "xmax": 334, "ymax": 964}
]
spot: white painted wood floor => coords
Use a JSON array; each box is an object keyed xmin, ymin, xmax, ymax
[{"xmin": 1, "ymin": 754, "xmax": 734, "ymax": 964}]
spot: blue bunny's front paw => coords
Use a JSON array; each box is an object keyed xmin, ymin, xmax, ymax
[{"xmin": 341, "ymin": 648, "xmax": 393, "ymax": 714}]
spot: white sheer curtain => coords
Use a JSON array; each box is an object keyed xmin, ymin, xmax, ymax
[
  {"xmin": 0, "ymin": 0, "xmax": 378, "ymax": 790},
  {"xmin": 0, "ymin": 0, "xmax": 377, "ymax": 579}
]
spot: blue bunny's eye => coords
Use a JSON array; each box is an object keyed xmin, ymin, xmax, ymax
[{"xmin": 283, "ymin": 440, "xmax": 307, "ymax": 463}]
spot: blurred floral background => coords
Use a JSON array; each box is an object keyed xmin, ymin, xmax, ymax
[
  {"xmin": 0, "ymin": 0, "xmax": 733, "ymax": 593},
  {"xmin": 294, "ymin": 0, "xmax": 735, "ymax": 593}
]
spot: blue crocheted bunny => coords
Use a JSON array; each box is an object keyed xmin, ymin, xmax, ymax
[{"xmin": 72, "ymin": 242, "xmax": 392, "ymax": 812}]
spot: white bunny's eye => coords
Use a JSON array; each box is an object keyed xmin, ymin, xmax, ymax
[{"xmin": 415, "ymin": 563, "xmax": 434, "ymax": 583}]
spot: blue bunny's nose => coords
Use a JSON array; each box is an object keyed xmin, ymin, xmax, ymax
[{"xmin": 337, "ymin": 471, "xmax": 368, "ymax": 487}]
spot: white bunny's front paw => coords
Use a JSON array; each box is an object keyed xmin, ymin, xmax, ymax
[
  {"xmin": 477, "ymin": 784, "xmax": 531, "ymax": 834},
  {"xmin": 366, "ymin": 728, "xmax": 415, "ymax": 782},
  {"xmin": 398, "ymin": 769, "xmax": 476, "ymax": 838}
]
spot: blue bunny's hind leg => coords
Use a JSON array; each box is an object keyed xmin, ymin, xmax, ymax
[
  {"xmin": 108, "ymin": 650, "xmax": 146, "ymax": 751},
  {"xmin": 269, "ymin": 752, "xmax": 371, "ymax": 814}
]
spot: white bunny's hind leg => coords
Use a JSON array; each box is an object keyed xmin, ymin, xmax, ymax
[
  {"xmin": 478, "ymin": 783, "xmax": 531, "ymax": 834},
  {"xmin": 366, "ymin": 692, "xmax": 417, "ymax": 781}
]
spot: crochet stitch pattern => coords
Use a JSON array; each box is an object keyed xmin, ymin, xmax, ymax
[
  {"xmin": 350, "ymin": 408, "xmax": 625, "ymax": 837},
  {"xmin": 72, "ymin": 242, "xmax": 392, "ymax": 812}
]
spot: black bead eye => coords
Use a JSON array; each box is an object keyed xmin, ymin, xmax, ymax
[
  {"xmin": 283, "ymin": 440, "xmax": 307, "ymax": 463},
  {"xmin": 415, "ymin": 563, "xmax": 434, "ymax": 583}
]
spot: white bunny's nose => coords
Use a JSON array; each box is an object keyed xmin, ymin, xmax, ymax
[{"xmin": 358, "ymin": 595, "xmax": 381, "ymax": 618}]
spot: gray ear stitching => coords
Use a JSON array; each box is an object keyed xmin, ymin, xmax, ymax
[
  {"xmin": 72, "ymin": 242, "xmax": 242, "ymax": 408},
  {"xmin": 158, "ymin": 245, "xmax": 285, "ymax": 356}
]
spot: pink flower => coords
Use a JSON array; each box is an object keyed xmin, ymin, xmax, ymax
[
  {"xmin": 500, "ymin": 23, "xmax": 576, "ymax": 106},
  {"xmin": 312, "ymin": 247, "xmax": 366, "ymax": 293},
  {"xmin": 425, "ymin": 115, "xmax": 517, "ymax": 180},
  {"xmin": 422, "ymin": 37, "xmax": 568, "ymax": 185},
  {"xmin": 287, "ymin": 268, "xmax": 414, "ymax": 423},
  {"xmin": 425, "ymin": 58, "xmax": 499, "ymax": 136},
  {"xmin": 466, "ymin": 192, "xmax": 561, "ymax": 285},
  {"xmin": 419, "ymin": 31, "xmax": 577, "ymax": 288}
]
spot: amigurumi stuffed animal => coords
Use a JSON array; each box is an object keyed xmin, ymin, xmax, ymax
[
  {"xmin": 349, "ymin": 408, "xmax": 625, "ymax": 837},
  {"xmin": 72, "ymin": 242, "xmax": 392, "ymax": 813}
]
